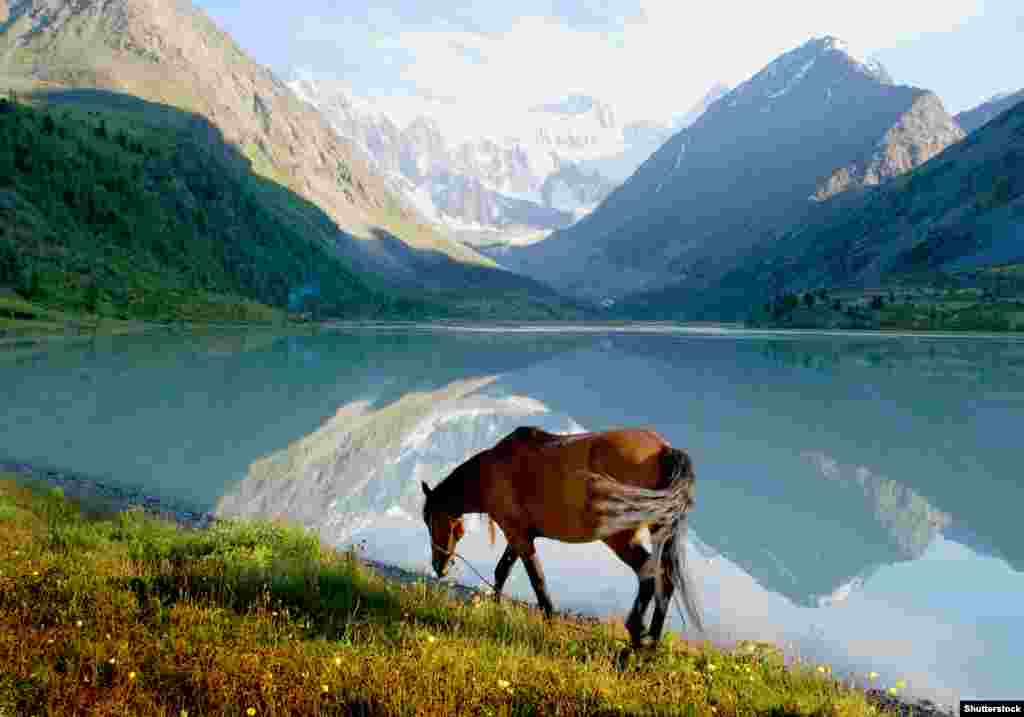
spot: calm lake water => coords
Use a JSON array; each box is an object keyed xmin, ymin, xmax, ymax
[{"xmin": 3, "ymin": 325, "xmax": 1023, "ymax": 705}]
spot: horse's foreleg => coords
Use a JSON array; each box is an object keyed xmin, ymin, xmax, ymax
[
  {"xmin": 493, "ymin": 544, "xmax": 518, "ymax": 603},
  {"xmin": 518, "ymin": 542, "xmax": 555, "ymax": 619}
]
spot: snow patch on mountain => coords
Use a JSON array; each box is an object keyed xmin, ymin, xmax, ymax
[
  {"xmin": 767, "ymin": 58, "xmax": 816, "ymax": 99},
  {"xmin": 674, "ymin": 141, "xmax": 687, "ymax": 170}
]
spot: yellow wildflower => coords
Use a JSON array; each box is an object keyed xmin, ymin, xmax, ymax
[
  {"xmin": 247, "ymin": 709, "xmax": 256, "ymax": 716},
  {"xmin": 497, "ymin": 679, "xmax": 510, "ymax": 689},
  {"xmin": 129, "ymin": 672, "xmax": 137, "ymax": 680},
  {"xmin": 334, "ymin": 656, "xmax": 342, "ymax": 666},
  {"xmin": 887, "ymin": 687, "xmax": 898, "ymax": 696},
  {"xmin": 321, "ymin": 684, "xmax": 329, "ymax": 693},
  {"xmin": 868, "ymin": 671, "xmax": 879, "ymax": 681},
  {"xmin": 76, "ymin": 620, "xmax": 83, "ymax": 628},
  {"xmin": 817, "ymin": 665, "xmax": 826, "ymax": 673},
  {"xmin": 426, "ymin": 635, "xmax": 436, "ymax": 643},
  {"xmin": 895, "ymin": 679, "xmax": 906, "ymax": 689}
]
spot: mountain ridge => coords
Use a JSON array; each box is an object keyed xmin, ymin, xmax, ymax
[{"xmin": 955, "ymin": 88, "xmax": 1024, "ymax": 134}]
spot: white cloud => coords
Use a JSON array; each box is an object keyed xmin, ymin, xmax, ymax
[{"xmin": 363, "ymin": 0, "xmax": 983, "ymax": 135}]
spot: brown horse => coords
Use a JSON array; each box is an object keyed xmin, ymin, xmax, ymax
[{"xmin": 421, "ymin": 426, "xmax": 703, "ymax": 646}]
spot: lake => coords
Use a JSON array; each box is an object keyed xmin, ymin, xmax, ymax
[{"xmin": 2, "ymin": 325, "xmax": 1022, "ymax": 706}]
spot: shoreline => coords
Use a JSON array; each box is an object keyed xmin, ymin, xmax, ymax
[
  {"xmin": 0, "ymin": 460, "xmax": 954, "ymax": 717},
  {"xmin": 4, "ymin": 318, "xmax": 1024, "ymax": 347}
]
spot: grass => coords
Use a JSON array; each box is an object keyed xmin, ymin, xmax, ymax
[{"xmin": 0, "ymin": 473, "xmax": 912, "ymax": 717}]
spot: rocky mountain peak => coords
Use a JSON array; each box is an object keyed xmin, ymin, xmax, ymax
[{"xmin": 815, "ymin": 36, "xmax": 892, "ymax": 83}]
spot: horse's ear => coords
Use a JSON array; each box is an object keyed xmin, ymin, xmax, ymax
[{"xmin": 421, "ymin": 481, "xmax": 432, "ymax": 497}]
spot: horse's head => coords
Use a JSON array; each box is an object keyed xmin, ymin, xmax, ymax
[{"xmin": 421, "ymin": 481, "xmax": 465, "ymax": 578}]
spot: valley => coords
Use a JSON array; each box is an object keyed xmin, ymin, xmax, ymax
[{"xmin": 1, "ymin": 0, "xmax": 1020, "ymax": 329}]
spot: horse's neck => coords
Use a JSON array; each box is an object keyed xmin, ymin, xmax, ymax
[{"xmin": 440, "ymin": 466, "xmax": 483, "ymax": 516}]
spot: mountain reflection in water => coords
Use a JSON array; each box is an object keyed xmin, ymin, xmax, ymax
[{"xmin": 3, "ymin": 327, "xmax": 1022, "ymax": 704}]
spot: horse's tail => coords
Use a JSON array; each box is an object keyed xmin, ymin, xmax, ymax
[
  {"xmin": 586, "ymin": 446, "xmax": 704, "ymax": 633},
  {"xmin": 658, "ymin": 447, "xmax": 704, "ymax": 636}
]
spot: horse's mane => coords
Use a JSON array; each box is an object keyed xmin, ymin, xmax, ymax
[{"xmin": 505, "ymin": 425, "xmax": 581, "ymax": 448}]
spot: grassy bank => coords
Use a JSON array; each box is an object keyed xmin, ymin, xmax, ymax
[{"xmin": 0, "ymin": 473, "xmax": 928, "ymax": 717}]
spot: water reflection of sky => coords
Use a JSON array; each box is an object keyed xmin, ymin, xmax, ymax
[{"xmin": 2, "ymin": 327, "xmax": 1022, "ymax": 706}]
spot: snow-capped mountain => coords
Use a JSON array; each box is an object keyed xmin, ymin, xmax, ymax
[
  {"xmin": 289, "ymin": 76, "xmax": 699, "ymax": 246},
  {"xmin": 502, "ymin": 36, "xmax": 965, "ymax": 302}
]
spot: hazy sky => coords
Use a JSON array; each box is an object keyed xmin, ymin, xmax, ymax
[{"xmin": 196, "ymin": 0, "xmax": 1022, "ymax": 132}]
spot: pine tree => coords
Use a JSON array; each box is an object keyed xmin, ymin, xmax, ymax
[{"xmin": 85, "ymin": 283, "xmax": 100, "ymax": 313}]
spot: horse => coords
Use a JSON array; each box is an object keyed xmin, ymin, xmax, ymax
[{"xmin": 421, "ymin": 426, "xmax": 703, "ymax": 647}]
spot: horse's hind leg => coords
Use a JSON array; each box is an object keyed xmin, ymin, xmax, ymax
[
  {"xmin": 648, "ymin": 535, "xmax": 676, "ymax": 643},
  {"xmin": 604, "ymin": 530, "xmax": 657, "ymax": 647},
  {"xmin": 493, "ymin": 544, "xmax": 518, "ymax": 603}
]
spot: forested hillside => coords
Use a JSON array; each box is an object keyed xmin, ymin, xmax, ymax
[{"xmin": 0, "ymin": 94, "xmax": 431, "ymax": 321}]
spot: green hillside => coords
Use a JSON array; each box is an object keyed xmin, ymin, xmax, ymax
[{"xmin": 0, "ymin": 93, "xmax": 414, "ymax": 321}]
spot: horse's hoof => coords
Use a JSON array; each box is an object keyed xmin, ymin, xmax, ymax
[
  {"xmin": 633, "ymin": 635, "xmax": 658, "ymax": 651},
  {"xmin": 628, "ymin": 629, "xmax": 649, "ymax": 649},
  {"xmin": 615, "ymin": 646, "xmax": 635, "ymax": 671}
]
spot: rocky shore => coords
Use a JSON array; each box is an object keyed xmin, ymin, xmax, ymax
[{"xmin": 1, "ymin": 460, "xmax": 953, "ymax": 717}]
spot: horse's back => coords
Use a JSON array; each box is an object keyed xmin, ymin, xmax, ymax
[{"xmin": 495, "ymin": 426, "xmax": 669, "ymax": 486}]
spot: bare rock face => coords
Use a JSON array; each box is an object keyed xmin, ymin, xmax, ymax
[{"xmin": 815, "ymin": 92, "xmax": 965, "ymax": 200}]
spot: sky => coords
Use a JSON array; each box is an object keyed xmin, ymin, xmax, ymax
[{"xmin": 195, "ymin": 0, "xmax": 1023, "ymax": 136}]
